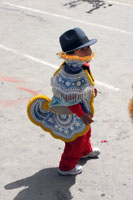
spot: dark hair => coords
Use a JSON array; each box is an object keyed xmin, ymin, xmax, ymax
[{"xmin": 67, "ymin": 51, "xmax": 74, "ymax": 55}]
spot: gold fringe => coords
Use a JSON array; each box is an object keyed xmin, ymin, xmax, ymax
[
  {"xmin": 57, "ymin": 52, "xmax": 95, "ymax": 62},
  {"xmin": 129, "ymin": 97, "xmax": 133, "ymax": 121}
]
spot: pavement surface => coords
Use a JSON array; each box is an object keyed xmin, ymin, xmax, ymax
[{"xmin": 0, "ymin": 0, "xmax": 133, "ymax": 199}]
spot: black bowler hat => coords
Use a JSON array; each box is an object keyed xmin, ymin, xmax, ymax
[{"xmin": 59, "ymin": 27, "xmax": 97, "ymax": 53}]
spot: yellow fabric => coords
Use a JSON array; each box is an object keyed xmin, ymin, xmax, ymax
[{"xmin": 27, "ymin": 95, "xmax": 90, "ymax": 142}]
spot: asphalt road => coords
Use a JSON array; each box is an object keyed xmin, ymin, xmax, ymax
[{"xmin": 0, "ymin": 0, "xmax": 133, "ymax": 200}]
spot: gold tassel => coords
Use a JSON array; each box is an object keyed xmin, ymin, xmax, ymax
[
  {"xmin": 57, "ymin": 52, "xmax": 95, "ymax": 62},
  {"xmin": 129, "ymin": 97, "xmax": 133, "ymax": 121},
  {"xmin": 128, "ymin": 85, "xmax": 133, "ymax": 122}
]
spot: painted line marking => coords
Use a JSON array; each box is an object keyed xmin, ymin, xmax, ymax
[
  {"xmin": 95, "ymin": 80, "xmax": 119, "ymax": 91},
  {"xmin": 0, "ymin": 98, "xmax": 30, "ymax": 106},
  {"xmin": 0, "ymin": 44, "xmax": 120, "ymax": 91},
  {"xmin": 0, "ymin": 75, "xmax": 25, "ymax": 84},
  {"xmin": 4, "ymin": 2, "xmax": 133, "ymax": 36},
  {"xmin": 0, "ymin": 44, "xmax": 57, "ymax": 69},
  {"xmin": 18, "ymin": 86, "xmax": 38, "ymax": 95}
]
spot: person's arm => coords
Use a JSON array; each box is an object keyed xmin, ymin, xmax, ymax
[
  {"xmin": 68, "ymin": 103, "xmax": 84, "ymax": 117},
  {"xmin": 68, "ymin": 104, "xmax": 94, "ymax": 125}
]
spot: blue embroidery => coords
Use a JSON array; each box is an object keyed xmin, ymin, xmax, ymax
[
  {"xmin": 30, "ymin": 97, "xmax": 86, "ymax": 140},
  {"xmin": 52, "ymin": 67, "xmax": 92, "ymax": 94}
]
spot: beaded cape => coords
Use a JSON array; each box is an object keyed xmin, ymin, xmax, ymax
[{"xmin": 27, "ymin": 54, "xmax": 95, "ymax": 142}]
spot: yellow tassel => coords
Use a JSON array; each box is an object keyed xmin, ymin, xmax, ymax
[
  {"xmin": 129, "ymin": 97, "xmax": 133, "ymax": 121},
  {"xmin": 128, "ymin": 84, "xmax": 133, "ymax": 121},
  {"xmin": 42, "ymin": 101, "xmax": 49, "ymax": 110}
]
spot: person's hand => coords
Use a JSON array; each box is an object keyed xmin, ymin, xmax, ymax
[
  {"xmin": 94, "ymin": 88, "xmax": 97, "ymax": 97},
  {"xmin": 80, "ymin": 113, "xmax": 94, "ymax": 125}
]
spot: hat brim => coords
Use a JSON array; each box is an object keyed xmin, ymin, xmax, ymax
[{"xmin": 65, "ymin": 39, "xmax": 97, "ymax": 53}]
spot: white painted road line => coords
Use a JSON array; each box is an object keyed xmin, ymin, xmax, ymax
[
  {"xmin": 4, "ymin": 2, "xmax": 133, "ymax": 36},
  {"xmin": 95, "ymin": 80, "xmax": 119, "ymax": 91},
  {"xmin": 0, "ymin": 44, "xmax": 57, "ymax": 69},
  {"xmin": 0, "ymin": 44, "xmax": 120, "ymax": 91}
]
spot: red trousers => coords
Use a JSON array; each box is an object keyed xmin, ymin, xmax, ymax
[{"xmin": 59, "ymin": 127, "xmax": 92, "ymax": 171}]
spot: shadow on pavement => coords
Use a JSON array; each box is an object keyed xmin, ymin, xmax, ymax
[{"xmin": 4, "ymin": 167, "xmax": 75, "ymax": 200}]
